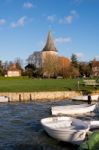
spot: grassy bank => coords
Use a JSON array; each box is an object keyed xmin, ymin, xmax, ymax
[{"xmin": 0, "ymin": 77, "xmax": 98, "ymax": 92}]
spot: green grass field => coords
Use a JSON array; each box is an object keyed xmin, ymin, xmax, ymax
[{"xmin": 0, "ymin": 77, "xmax": 98, "ymax": 92}]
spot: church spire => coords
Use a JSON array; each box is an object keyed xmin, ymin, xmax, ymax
[{"xmin": 42, "ymin": 31, "xmax": 58, "ymax": 52}]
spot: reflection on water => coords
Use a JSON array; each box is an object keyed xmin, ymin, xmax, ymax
[{"xmin": 0, "ymin": 100, "xmax": 99, "ymax": 150}]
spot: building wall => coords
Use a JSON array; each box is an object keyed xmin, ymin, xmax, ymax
[
  {"xmin": 42, "ymin": 50, "xmax": 57, "ymax": 57},
  {"xmin": 7, "ymin": 71, "xmax": 21, "ymax": 77},
  {"xmin": 41, "ymin": 50, "xmax": 58, "ymax": 64},
  {"xmin": 92, "ymin": 60, "xmax": 99, "ymax": 76}
]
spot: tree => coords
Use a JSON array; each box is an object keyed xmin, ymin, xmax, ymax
[
  {"xmin": 60, "ymin": 64, "xmax": 79, "ymax": 78},
  {"xmin": 58, "ymin": 56, "xmax": 71, "ymax": 78},
  {"xmin": 26, "ymin": 51, "xmax": 42, "ymax": 68},
  {"xmin": 79, "ymin": 62, "xmax": 92, "ymax": 77},
  {"xmin": 69, "ymin": 65, "xmax": 80, "ymax": 78},
  {"xmin": 14, "ymin": 58, "xmax": 23, "ymax": 70},
  {"xmin": 25, "ymin": 64, "xmax": 35, "ymax": 77},
  {"xmin": 71, "ymin": 54, "xmax": 78, "ymax": 68},
  {"xmin": 0, "ymin": 60, "xmax": 4, "ymax": 76},
  {"xmin": 26, "ymin": 52, "xmax": 43, "ymax": 77},
  {"xmin": 25, "ymin": 63, "xmax": 42, "ymax": 78},
  {"xmin": 42, "ymin": 53, "xmax": 58, "ymax": 78}
]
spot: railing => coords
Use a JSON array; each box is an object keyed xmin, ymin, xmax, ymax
[{"xmin": 83, "ymin": 80, "xmax": 99, "ymax": 86}]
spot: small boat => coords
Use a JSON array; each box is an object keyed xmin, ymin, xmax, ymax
[
  {"xmin": 89, "ymin": 120, "xmax": 99, "ymax": 129},
  {"xmin": 72, "ymin": 95, "xmax": 99, "ymax": 101},
  {"xmin": 0, "ymin": 96, "xmax": 9, "ymax": 102},
  {"xmin": 51, "ymin": 104, "xmax": 96, "ymax": 115},
  {"xmin": 41, "ymin": 116, "xmax": 89, "ymax": 145}
]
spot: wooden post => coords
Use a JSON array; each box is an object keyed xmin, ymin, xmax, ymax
[
  {"xmin": 30, "ymin": 94, "xmax": 32, "ymax": 101},
  {"xmin": 19, "ymin": 94, "xmax": 21, "ymax": 102}
]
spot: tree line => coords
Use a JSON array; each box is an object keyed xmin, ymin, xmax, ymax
[
  {"xmin": 0, "ymin": 54, "xmax": 93, "ymax": 78},
  {"xmin": 25, "ymin": 53, "xmax": 93, "ymax": 78}
]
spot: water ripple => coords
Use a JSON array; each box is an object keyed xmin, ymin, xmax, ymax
[{"xmin": 0, "ymin": 100, "xmax": 98, "ymax": 150}]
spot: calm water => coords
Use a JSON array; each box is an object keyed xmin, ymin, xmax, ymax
[{"xmin": 0, "ymin": 100, "xmax": 99, "ymax": 150}]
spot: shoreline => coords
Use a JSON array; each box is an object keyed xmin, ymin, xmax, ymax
[{"xmin": 0, "ymin": 90, "xmax": 99, "ymax": 102}]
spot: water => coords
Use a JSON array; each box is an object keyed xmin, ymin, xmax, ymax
[{"xmin": 0, "ymin": 100, "xmax": 99, "ymax": 150}]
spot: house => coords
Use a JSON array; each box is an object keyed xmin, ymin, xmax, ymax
[
  {"xmin": 6, "ymin": 63, "xmax": 21, "ymax": 77},
  {"xmin": 92, "ymin": 59, "xmax": 99, "ymax": 76}
]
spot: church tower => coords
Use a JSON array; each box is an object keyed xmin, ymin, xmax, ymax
[
  {"xmin": 42, "ymin": 31, "xmax": 58, "ymax": 57},
  {"xmin": 41, "ymin": 31, "xmax": 58, "ymax": 77},
  {"xmin": 42, "ymin": 31, "xmax": 58, "ymax": 52}
]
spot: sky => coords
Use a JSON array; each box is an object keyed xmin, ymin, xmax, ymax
[{"xmin": 0, "ymin": 0, "xmax": 99, "ymax": 65}]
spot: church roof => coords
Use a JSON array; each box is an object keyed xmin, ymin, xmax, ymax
[{"xmin": 42, "ymin": 32, "xmax": 58, "ymax": 52}]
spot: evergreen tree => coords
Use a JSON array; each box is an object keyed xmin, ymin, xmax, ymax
[{"xmin": 71, "ymin": 54, "xmax": 78, "ymax": 68}]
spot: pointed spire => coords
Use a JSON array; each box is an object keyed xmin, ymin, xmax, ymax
[{"xmin": 42, "ymin": 31, "xmax": 58, "ymax": 52}]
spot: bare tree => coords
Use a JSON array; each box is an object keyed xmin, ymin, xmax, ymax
[
  {"xmin": 14, "ymin": 57, "xmax": 23, "ymax": 70},
  {"xmin": 26, "ymin": 51, "xmax": 42, "ymax": 68},
  {"xmin": 42, "ymin": 53, "xmax": 58, "ymax": 78}
]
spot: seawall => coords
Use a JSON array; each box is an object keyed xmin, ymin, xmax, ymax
[{"xmin": 0, "ymin": 90, "xmax": 99, "ymax": 102}]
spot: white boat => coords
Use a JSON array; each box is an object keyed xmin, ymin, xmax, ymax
[
  {"xmin": 0, "ymin": 96, "xmax": 9, "ymax": 102},
  {"xmin": 51, "ymin": 103, "xmax": 96, "ymax": 115},
  {"xmin": 89, "ymin": 120, "xmax": 99, "ymax": 129},
  {"xmin": 72, "ymin": 95, "xmax": 99, "ymax": 101},
  {"xmin": 41, "ymin": 116, "xmax": 89, "ymax": 145}
]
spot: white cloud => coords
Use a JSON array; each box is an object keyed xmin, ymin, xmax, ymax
[
  {"xmin": 0, "ymin": 19, "xmax": 6, "ymax": 25},
  {"xmin": 65, "ymin": 15, "xmax": 73, "ymax": 24},
  {"xmin": 59, "ymin": 10, "xmax": 78, "ymax": 24},
  {"xmin": 75, "ymin": 52, "xmax": 84, "ymax": 60},
  {"xmin": 47, "ymin": 15, "xmax": 56, "ymax": 23},
  {"xmin": 11, "ymin": 16, "xmax": 27, "ymax": 28},
  {"xmin": 94, "ymin": 56, "xmax": 99, "ymax": 60},
  {"xmin": 70, "ymin": 10, "xmax": 78, "ymax": 16},
  {"xmin": 23, "ymin": 2, "xmax": 33, "ymax": 9},
  {"xmin": 55, "ymin": 37, "xmax": 72, "ymax": 44}
]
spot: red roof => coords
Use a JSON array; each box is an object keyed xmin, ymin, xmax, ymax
[
  {"xmin": 8, "ymin": 64, "xmax": 21, "ymax": 71},
  {"xmin": 92, "ymin": 60, "xmax": 99, "ymax": 67}
]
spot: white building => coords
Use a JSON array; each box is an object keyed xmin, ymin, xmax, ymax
[{"xmin": 6, "ymin": 64, "xmax": 21, "ymax": 77}]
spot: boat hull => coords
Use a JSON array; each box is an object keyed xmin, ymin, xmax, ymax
[
  {"xmin": 0, "ymin": 96, "xmax": 9, "ymax": 102},
  {"xmin": 51, "ymin": 104, "xmax": 96, "ymax": 115},
  {"xmin": 72, "ymin": 95, "xmax": 99, "ymax": 101},
  {"xmin": 41, "ymin": 116, "xmax": 89, "ymax": 145}
]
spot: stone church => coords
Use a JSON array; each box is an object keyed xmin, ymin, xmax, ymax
[
  {"xmin": 27, "ymin": 31, "xmax": 58, "ymax": 68},
  {"xmin": 27, "ymin": 31, "xmax": 71, "ymax": 77}
]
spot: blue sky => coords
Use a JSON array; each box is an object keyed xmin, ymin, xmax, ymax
[{"xmin": 0, "ymin": 0, "xmax": 99, "ymax": 64}]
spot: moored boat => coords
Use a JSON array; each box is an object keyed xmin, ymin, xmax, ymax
[
  {"xmin": 72, "ymin": 95, "xmax": 99, "ymax": 101},
  {"xmin": 89, "ymin": 120, "xmax": 99, "ymax": 129},
  {"xmin": 51, "ymin": 104, "xmax": 96, "ymax": 115},
  {"xmin": 0, "ymin": 96, "xmax": 9, "ymax": 102},
  {"xmin": 41, "ymin": 116, "xmax": 90, "ymax": 145}
]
